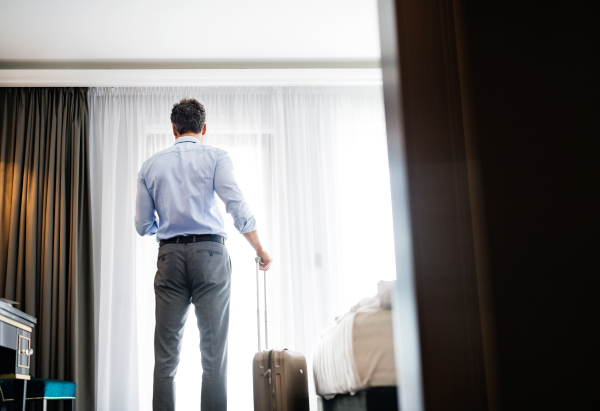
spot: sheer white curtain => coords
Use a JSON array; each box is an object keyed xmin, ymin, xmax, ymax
[{"xmin": 88, "ymin": 86, "xmax": 396, "ymax": 411}]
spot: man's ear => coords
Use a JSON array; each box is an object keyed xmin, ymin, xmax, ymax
[
  {"xmin": 172, "ymin": 124, "xmax": 179, "ymax": 138},
  {"xmin": 201, "ymin": 124, "xmax": 207, "ymax": 136}
]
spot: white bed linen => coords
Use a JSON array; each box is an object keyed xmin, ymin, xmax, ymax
[
  {"xmin": 313, "ymin": 282, "xmax": 397, "ymax": 398},
  {"xmin": 353, "ymin": 310, "xmax": 396, "ymax": 388}
]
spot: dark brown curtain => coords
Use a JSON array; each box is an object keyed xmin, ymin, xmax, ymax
[{"xmin": 0, "ymin": 88, "xmax": 94, "ymax": 409}]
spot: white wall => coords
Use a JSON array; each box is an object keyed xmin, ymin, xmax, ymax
[{"xmin": 0, "ymin": 68, "xmax": 382, "ymax": 87}]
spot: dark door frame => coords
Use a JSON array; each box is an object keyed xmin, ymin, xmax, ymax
[{"xmin": 378, "ymin": 1, "xmax": 491, "ymax": 410}]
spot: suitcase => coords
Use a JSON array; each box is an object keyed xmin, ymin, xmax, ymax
[{"xmin": 252, "ymin": 257, "xmax": 310, "ymax": 411}]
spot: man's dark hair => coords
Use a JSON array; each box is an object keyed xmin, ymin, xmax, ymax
[{"xmin": 171, "ymin": 98, "xmax": 206, "ymax": 135}]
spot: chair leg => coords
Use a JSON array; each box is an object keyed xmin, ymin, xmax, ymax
[
  {"xmin": 30, "ymin": 400, "xmax": 45, "ymax": 411},
  {"xmin": 0, "ymin": 398, "xmax": 73, "ymax": 411},
  {"xmin": 13, "ymin": 379, "xmax": 27, "ymax": 411},
  {"xmin": 29, "ymin": 400, "xmax": 46, "ymax": 411}
]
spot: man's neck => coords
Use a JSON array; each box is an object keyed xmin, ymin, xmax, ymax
[{"xmin": 176, "ymin": 133, "xmax": 200, "ymax": 140}]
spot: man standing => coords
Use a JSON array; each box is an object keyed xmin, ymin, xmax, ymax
[{"xmin": 135, "ymin": 98, "xmax": 272, "ymax": 411}]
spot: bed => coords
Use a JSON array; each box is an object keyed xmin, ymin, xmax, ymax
[{"xmin": 313, "ymin": 281, "xmax": 398, "ymax": 411}]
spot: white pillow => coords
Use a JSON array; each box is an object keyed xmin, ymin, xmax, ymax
[{"xmin": 377, "ymin": 280, "xmax": 395, "ymax": 309}]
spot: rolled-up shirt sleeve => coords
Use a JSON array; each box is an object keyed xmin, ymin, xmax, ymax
[
  {"xmin": 214, "ymin": 151, "xmax": 257, "ymax": 234},
  {"xmin": 134, "ymin": 171, "xmax": 159, "ymax": 236}
]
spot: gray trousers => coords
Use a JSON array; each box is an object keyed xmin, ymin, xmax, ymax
[{"xmin": 153, "ymin": 241, "xmax": 231, "ymax": 411}]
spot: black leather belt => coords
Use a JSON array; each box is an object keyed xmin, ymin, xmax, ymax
[{"xmin": 159, "ymin": 234, "xmax": 225, "ymax": 247}]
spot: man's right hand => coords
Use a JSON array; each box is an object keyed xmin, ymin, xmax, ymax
[{"xmin": 257, "ymin": 249, "xmax": 272, "ymax": 271}]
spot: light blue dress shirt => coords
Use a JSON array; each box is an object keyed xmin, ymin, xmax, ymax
[{"xmin": 135, "ymin": 136, "xmax": 256, "ymax": 241}]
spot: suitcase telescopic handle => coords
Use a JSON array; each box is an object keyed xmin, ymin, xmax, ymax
[{"xmin": 255, "ymin": 257, "xmax": 268, "ymax": 351}]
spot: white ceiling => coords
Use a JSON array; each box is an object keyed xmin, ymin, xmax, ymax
[{"xmin": 0, "ymin": 0, "xmax": 381, "ymax": 62}]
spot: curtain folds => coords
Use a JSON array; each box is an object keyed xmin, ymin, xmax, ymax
[
  {"xmin": 0, "ymin": 87, "xmax": 95, "ymax": 410},
  {"xmin": 89, "ymin": 86, "xmax": 396, "ymax": 411}
]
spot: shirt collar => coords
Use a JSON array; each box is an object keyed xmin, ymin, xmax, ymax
[{"xmin": 174, "ymin": 136, "xmax": 200, "ymax": 145}]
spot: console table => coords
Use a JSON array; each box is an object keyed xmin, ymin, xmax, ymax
[{"xmin": 0, "ymin": 301, "xmax": 36, "ymax": 411}]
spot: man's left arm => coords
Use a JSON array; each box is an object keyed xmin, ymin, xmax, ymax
[
  {"xmin": 215, "ymin": 151, "xmax": 272, "ymax": 270},
  {"xmin": 134, "ymin": 172, "xmax": 159, "ymax": 236},
  {"xmin": 214, "ymin": 151, "xmax": 257, "ymax": 234}
]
